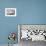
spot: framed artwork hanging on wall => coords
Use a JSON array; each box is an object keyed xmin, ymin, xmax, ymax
[{"xmin": 5, "ymin": 8, "xmax": 16, "ymax": 17}]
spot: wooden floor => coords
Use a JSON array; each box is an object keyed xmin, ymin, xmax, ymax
[
  {"xmin": 0, "ymin": 44, "xmax": 18, "ymax": 46},
  {"xmin": 0, "ymin": 40, "xmax": 46, "ymax": 46},
  {"xmin": 19, "ymin": 39, "xmax": 46, "ymax": 46}
]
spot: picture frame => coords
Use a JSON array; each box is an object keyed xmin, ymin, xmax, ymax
[
  {"xmin": 5, "ymin": 8, "xmax": 16, "ymax": 17},
  {"xmin": 18, "ymin": 24, "xmax": 46, "ymax": 42}
]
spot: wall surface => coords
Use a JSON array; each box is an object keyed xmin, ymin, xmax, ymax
[{"xmin": 0, "ymin": 0, "xmax": 46, "ymax": 44}]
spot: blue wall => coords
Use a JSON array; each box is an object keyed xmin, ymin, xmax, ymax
[{"xmin": 0, "ymin": 0, "xmax": 46, "ymax": 44}]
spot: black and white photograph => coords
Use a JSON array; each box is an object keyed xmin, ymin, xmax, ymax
[
  {"xmin": 5, "ymin": 8, "xmax": 16, "ymax": 17},
  {"xmin": 18, "ymin": 24, "xmax": 46, "ymax": 46}
]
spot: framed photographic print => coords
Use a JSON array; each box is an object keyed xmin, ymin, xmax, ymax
[
  {"xmin": 5, "ymin": 8, "xmax": 16, "ymax": 17},
  {"xmin": 18, "ymin": 24, "xmax": 46, "ymax": 42}
]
